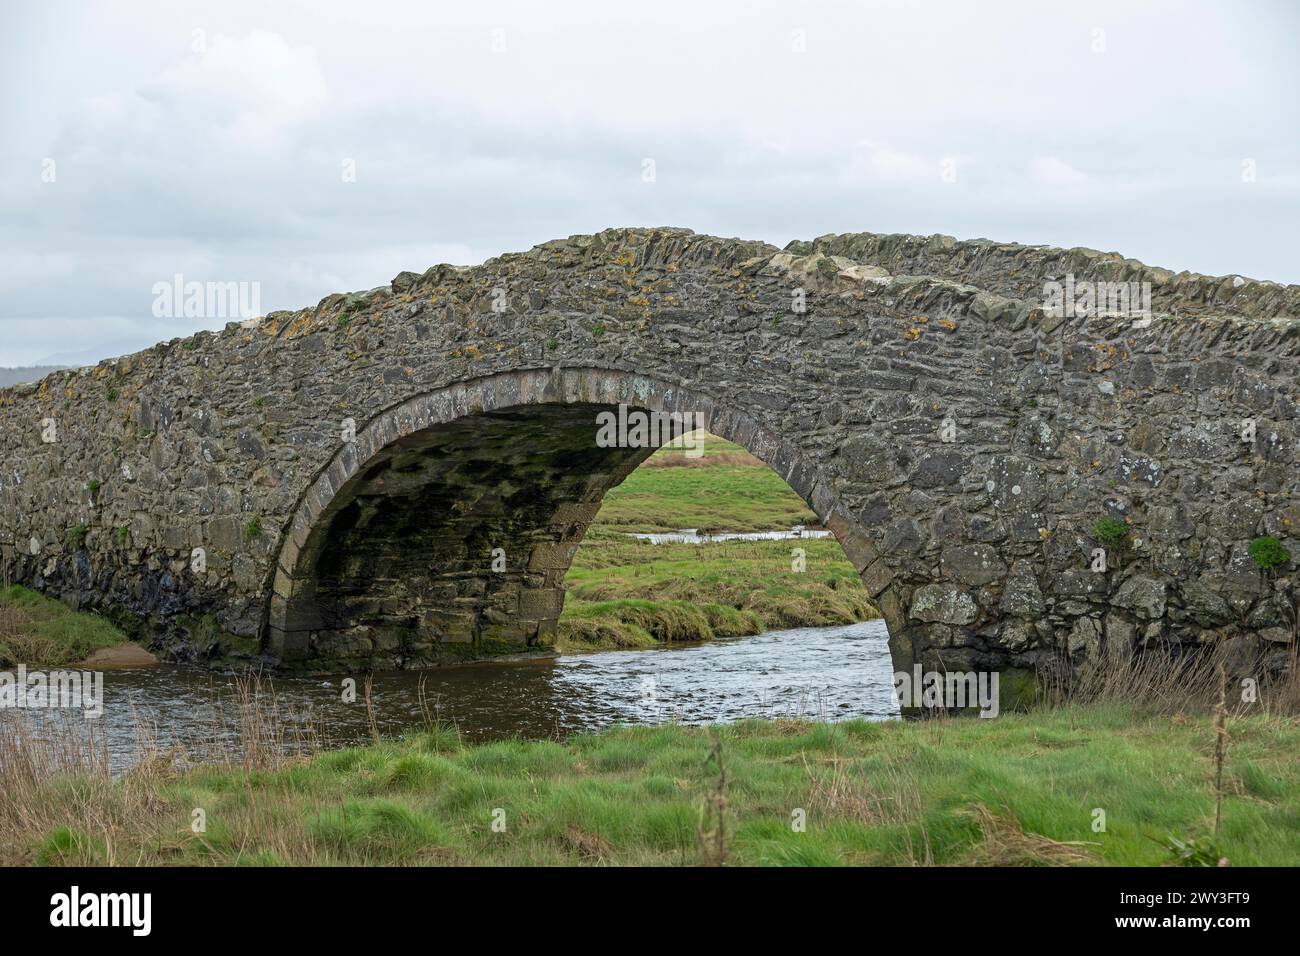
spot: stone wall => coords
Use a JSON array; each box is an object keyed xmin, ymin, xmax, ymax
[{"xmin": 0, "ymin": 227, "xmax": 1296, "ymax": 678}]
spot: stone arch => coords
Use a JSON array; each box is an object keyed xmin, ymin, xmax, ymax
[{"xmin": 263, "ymin": 366, "xmax": 904, "ymax": 670}]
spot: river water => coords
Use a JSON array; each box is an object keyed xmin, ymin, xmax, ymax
[{"xmin": 8, "ymin": 619, "xmax": 898, "ymax": 774}]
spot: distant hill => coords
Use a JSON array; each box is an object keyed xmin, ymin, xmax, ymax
[{"xmin": 0, "ymin": 366, "xmax": 67, "ymax": 387}]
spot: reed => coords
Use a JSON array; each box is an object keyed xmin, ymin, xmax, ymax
[
  {"xmin": 0, "ymin": 668, "xmax": 325, "ymax": 863},
  {"xmin": 1037, "ymin": 637, "xmax": 1300, "ymax": 717}
]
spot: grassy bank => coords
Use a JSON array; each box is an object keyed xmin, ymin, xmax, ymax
[
  {"xmin": 0, "ymin": 585, "xmax": 133, "ymax": 668},
  {"xmin": 5, "ymin": 702, "xmax": 1297, "ymax": 866},
  {"xmin": 557, "ymin": 434, "xmax": 877, "ymax": 651},
  {"xmin": 588, "ymin": 433, "xmax": 819, "ymax": 533}
]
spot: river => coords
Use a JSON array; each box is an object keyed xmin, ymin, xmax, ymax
[{"xmin": 7, "ymin": 619, "xmax": 899, "ymax": 775}]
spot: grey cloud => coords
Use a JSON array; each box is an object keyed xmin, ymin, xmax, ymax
[{"xmin": 0, "ymin": 0, "xmax": 1297, "ymax": 367}]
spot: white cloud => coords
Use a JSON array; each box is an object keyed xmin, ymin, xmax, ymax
[
  {"xmin": 846, "ymin": 141, "xmax": 942, "ymax": 185},
  {"xmin": 147, "ymin": 31, "xmax": 329, "ymax": 150},
  {"xmin": 1027, "ymin": 156, "xmax": 1088, "ymax": 186}
]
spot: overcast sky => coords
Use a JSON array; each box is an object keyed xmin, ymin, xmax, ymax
[{"xmin": 1, "ymin": 0, "xmax": 1296, "ymax": 367}]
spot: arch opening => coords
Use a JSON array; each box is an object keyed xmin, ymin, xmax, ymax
[{"xmin": 264, "ymin": 368, "xmax": 904, "ymax": 673}]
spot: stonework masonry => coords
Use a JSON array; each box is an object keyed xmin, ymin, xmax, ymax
[{"xmin": 0, "ymin": 227, "xmax": 1296, "ymax": 684}]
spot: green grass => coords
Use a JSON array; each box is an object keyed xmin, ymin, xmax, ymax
[
  {"xmin": 558, "ymin": 537, "xmax": 875, "ymax": 651},
  {"xmin": 557, "ymin": 434, "xmax": 875, "ymax": 650},
  {"xmin": 559, "ymin": 597, "xmax": 764, "ymax": 649},
  {"xmin": 12, "ymin": 704, "xmax": 1299, "ymax": 866},
  {"xmin": 0, "ymin": 585, "xmax": 133, "ymax": 667},
  {"xmin": 588, "ymin": 433, "xmax": 817, "ymax": 533}
]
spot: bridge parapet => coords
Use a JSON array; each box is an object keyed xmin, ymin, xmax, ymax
[{"xmin": 792, "ymin": 230, "xmax": 1300, "ymax": 323}]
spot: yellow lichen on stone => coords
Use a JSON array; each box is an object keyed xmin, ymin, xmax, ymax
[{"xmin": 283, "ymin": 314, "xmax": 314, "ymax": 339}]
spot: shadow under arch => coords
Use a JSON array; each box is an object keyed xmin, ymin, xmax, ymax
[{"xmin": 262, "ymin": 366, "xmax": 907, "ymax": 673}]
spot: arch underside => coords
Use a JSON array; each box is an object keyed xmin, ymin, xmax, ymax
[
  {"xmin": 276, "ymin": 403, "xmax": 649, "ymax": 665},
  {"xmin": 265, "ymin": 369, "xmax": 892, "ymax": 671}
]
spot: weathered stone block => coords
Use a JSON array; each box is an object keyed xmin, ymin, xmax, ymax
[
  {"xmin": 528, "ymin": 542, "xmax": 580, "ymax": 572},
  {"xmin": 860, "ymin": 558, "xmax": 894, "ymax": 597},
  {"xmin": 518, "ymin": 588, "xmax": 565, "ymax": 621},
  {"xmin": 999, "ymin": 560, "xmax": 1045, "ymax": 617},
  {"xmin": 910, "ymin": 584, "xmax": 979, "ymax": 626},
  {"xmin": 940, "ymin": 545, "xmax": 1007, "ymax": 587},
  {"xmin": 1113, "ymin": 576, "xmax": 1167, "ymax": 620}
]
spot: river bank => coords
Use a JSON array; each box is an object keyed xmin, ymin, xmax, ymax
[
  {"xmin": 557, "ymin": 533, "xmax": 875, "ymax": 651},
  {"xmin": 5, "ymin": 701, "xmax": 1298, "ymax": 866},
  {"xmin": 0, "ymin": 584, "xmax": 149, "ymax": 669}
]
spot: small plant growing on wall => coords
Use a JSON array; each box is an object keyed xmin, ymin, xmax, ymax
[
  {"xmin": 1092, "ymin": 517, "xmax": 1129, "ymax": 546},
  {"xmin": 1091, "ymin": 516, "xmax": 1132, "ymax": 571},
  {"xmin": 1249, "ymin": 535, "xmax": 1291, "ymax": 572},
  {"xmin": 243, "ymin": 518, "xmax": 262, "ymax": 542},
  {"xmin": 66, "ymin": 524, "xmax": 88, "ymax": 550}
]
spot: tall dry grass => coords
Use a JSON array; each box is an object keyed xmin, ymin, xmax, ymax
[
  {"xmin": 1037, "ymin": 638, "xmax": 1300, "ymax": 717},
  {"xmin": 0, "ymin": 602, "xmax": 56, "ymax": 668},
  {"xmin": 0, "ymin": 670, "xmax": 325, "ymax": 864}
]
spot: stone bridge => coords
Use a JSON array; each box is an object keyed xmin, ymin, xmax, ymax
[{"xmin": 2, "ymin": 227, "xmax": 1297, "ymax": 684}]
